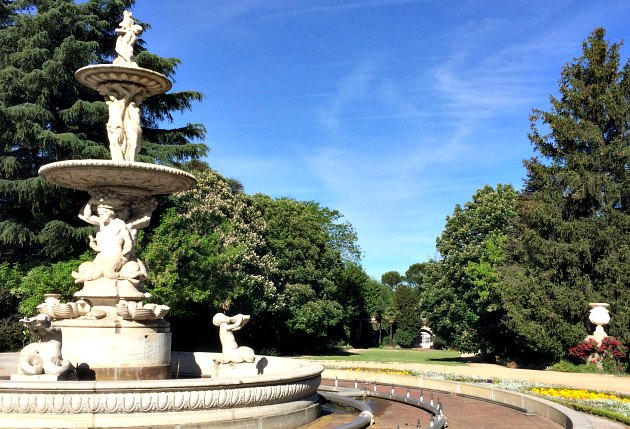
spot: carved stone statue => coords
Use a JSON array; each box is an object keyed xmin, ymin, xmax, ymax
[
  {"xmin": 72, "ymin": 190, "xmax": 156, "ymax": 289},
  {"xmin": 114, "ymin": 10, "xmax": 143, "ymax": 66},
  {"xmin": 105, "ymin": 83, "xmax": 146, "ymax": 162},
  {"xmin": 212, "ymin": 313, "xmax": 255, "ymax": 364},
  {"xmin": 105, "ymin": 85, "xmax": 127, "ymax": 161},
  {"xmin": 124, "ymin": 94, "xmax": 143, "ymax": 161},
  {"xmin": 18, "ymin": 314, "xmax": 73, "ymax": 377}
]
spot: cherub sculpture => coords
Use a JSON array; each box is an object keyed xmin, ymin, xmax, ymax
[
  {"xmin": 212, "ymin": 313, "xmax": 255, "ymax": 364},
  {"xmin": 113, "ymin": 10, "xmax": 143, "ymax": 66}
]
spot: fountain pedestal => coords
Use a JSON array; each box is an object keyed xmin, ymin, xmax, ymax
[
  {"xmin": 57, "ymin": 317, "xmax": 171, "ymax": 381},
  {"xmin": 38, "ymin": 160, "xmax": 194, "ymax": 381}
]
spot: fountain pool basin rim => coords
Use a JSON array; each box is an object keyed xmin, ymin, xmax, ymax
[{"xmin": 0, "ymin": 353, "xmax": 323, "ymax": 429}]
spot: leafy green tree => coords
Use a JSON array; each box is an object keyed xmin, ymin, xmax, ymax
[
  {"xmin": 142, "ymin": 178, "xmax": 369, "ymax": 353},
  {"xmin": 499, "ymin": 28, "xmax": 630, "ymax": 363},
  {"xmin": 0, "ymin": 0, "xmax": 206, "ymax": 268},
  {"xmin": 0, "ymin": 262, "xmax": 24, "ymax": 351},
  {"xmin": 381, "ymin": 271, "xmax": 403, "ymax": 289},
  {"xmin": 405, "ymin": 263, "xmax": 428, "ymax": 288},
  {"xmin": 421, "ymin": 184, "xmax": 518, "ymax": 353},
  {"xmin": 12, "ymin": 258, "xmax": 84, "ymax": 316},
  {"xmin": 139, "ymin": 170, "xmax": 276, "ymax": 350},
  {"xmin": 251, "ymin": 195, "xmax": 364, "ymax": 352},
  {"xmin": 361, "ymin": 278, "xmax": 392, "ymax": 346},
  {"xmin": 338, "ymin": 262, "xmax": 374, "ymax": 347}
]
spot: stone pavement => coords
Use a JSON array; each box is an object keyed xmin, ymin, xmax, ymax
[
  {"xmin": 306, "ymin": 357, "xmax": 630, "ymax": 429},
  {"xmin": 318, "ymin": 379, "xmax": 565, "ymax": 429}
]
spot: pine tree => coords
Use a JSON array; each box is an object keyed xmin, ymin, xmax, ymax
[
  {"xmin": 500, "ymin": 28, "xmax": 630, "ymax": 363},
  {"xmin": 0, "ymin": 0, "xmax": 207, "ymax": 267}
]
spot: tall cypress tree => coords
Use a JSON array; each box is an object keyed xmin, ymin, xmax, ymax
[
  {"xmin": 500, "ymin": 28, "xmax": 630, "ymax": 363},
  {"xmin": 0, "ymin": 0, "xmax": 207, "ymax": 267}
]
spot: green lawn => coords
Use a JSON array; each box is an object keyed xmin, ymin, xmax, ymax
[{"xmin": 301, "ymin": 348, "xmax": 466, "ymax": 366}]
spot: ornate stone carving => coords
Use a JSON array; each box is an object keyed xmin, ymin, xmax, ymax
[
  {"xmin": 113, "ymin": 10, "xmax": 143, "ymax": 66},
  {"xmin": 212, "ymin": 313, "xmax": 256, "ymax": 364},
  {"xmin": 38, "ymin": 160, "xmax": 195, "ymax": 195},
  {"xmin": 587, "ymin": 302, "xmax": 610, "ymax": 344},
  {"xmin": 73, "ymin": 11, "xmax": 171, "ymax": 162},
  {"xmin": 0, "ymin": 355, "xmax": 322, "ymax": 414},
  {"xmin": 75, "ymin": 65, "xmax": 172, "ymax": 97},
  {"xmin": 0, "ymin": 377, "xmax": 320, "ymax": 414},
  {"xmin": 67, "ymin": 190, "xmax": 157, "ymax": 306},
  {"xmin": 17, "ymin": 314, "xmax": 74, "ymax": 377},
  {"xmin": 116, "ymin": 300, "xmax": 170, "ymax": 321}
]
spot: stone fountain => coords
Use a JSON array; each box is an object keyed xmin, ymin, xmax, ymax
[{"xmin": 0, "ymin": 11, "xmax": 322, "ymax": 428}]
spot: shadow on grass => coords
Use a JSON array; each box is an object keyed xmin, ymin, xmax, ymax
[
  {"xmin": 428, "ymin": 355, "xmax": 468, "ymax": 364},
  {"xmin": 303, "ymin": 350, "xmax": 358, "ymax": 357}
]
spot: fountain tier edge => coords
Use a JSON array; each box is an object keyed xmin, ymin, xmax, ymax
[{"xmin": 0, "ymin": 353, "xmax": 323, "ymax": 429}]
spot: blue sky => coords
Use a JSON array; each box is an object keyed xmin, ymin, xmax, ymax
[{"xmin": 131, "ymin": 0, "xmax": 629, "ymax": 279}]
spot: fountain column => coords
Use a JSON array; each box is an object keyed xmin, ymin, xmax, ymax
[{"xmin": 37, "ymin": 11, "xmax": 196, "ymax": 380}]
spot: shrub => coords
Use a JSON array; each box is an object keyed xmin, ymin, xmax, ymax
[
  {"xmin": 431, "ymin": 336, "xmax": 448, "ymax": 350},
  {"xmin": 568, "ymin": 337, "xmax": 628, "ymax": 373},
  {"xmin": 393, "ymin": 329, "xmax": 417, "ymax": 348}
]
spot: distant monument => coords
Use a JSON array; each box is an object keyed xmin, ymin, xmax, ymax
[{"xmin": 420, "ymin": 318, "xmax": 433, "ymax": 349}]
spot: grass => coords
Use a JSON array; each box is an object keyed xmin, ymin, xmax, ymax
[{"xmin": 300, "ymin": 348, "xmax": 466, "ymax": 366}]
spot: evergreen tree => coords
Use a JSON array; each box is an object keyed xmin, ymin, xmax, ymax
[
  {"xmin": 392, "ymin": 284, "xmax": 423, "ymax": 348},
  {"xmin": 0, "ymin": 0, "xmax": 206, "ymax": 267},
  {"xmin": 500, "ymin": 28, "xmax": 630, "ymax": 363}
]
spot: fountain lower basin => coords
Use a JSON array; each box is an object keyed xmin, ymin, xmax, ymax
[{"xmin": 0, "ymin": 353, "xmax": 323, "ymax": 429}]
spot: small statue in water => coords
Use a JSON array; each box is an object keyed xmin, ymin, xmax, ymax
[{"xmin": 212, "ymin": 313, "xmax": 255, "ymax": 364}]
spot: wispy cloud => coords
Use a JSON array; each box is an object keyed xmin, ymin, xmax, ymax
[
  {"xmin": 316, "ymin": 61, "xmax": 377, "ymax": 132},
  {"xmin": 133, "ymin": 0, "xmax": 630, "ymax": 278},
  {"xmin": 253, "ymin": 0, "xmax": 429, "ymax": 20}
]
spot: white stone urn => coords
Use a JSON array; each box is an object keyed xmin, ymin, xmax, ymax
[
  {"xmin": 587, "ymin": 302, "xmax": 610, "ymax": 344},
  {"xmin": 43, "ymin": 293, "xmax": 62, "ymax": 315}
]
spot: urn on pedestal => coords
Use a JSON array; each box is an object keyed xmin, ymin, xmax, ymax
[{"xmin": 587, "ymin": 302, "xmax": 610, "ymax": 344}]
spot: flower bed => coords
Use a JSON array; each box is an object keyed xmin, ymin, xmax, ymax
[{"xmin": 529, "ymin": 387, "xmax": 630, "ymax": 425}]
